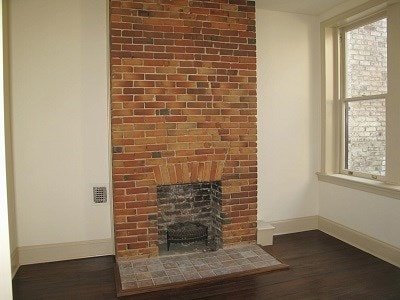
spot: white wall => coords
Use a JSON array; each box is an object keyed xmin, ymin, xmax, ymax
[
  {"xmin": 0, "ymin": 0, "xmax": 13, "ymax": 296},
  {"xmin": 9, "ymin": 0, "xmax": 111, "ymax": 247},
  {"xmin": 256, "ymin": 8, "xmax": 320, "ymax": 222},
  {"xmin": 3, "ymin": 0, "xmax": 17, "ymax": 258},
  {"xmin": 319, "ymin": 182, "xmax": 400, "ymax": 248}
]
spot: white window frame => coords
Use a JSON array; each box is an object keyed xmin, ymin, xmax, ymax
[{"xmin": 318, "ymin": 0, "xmax": 400, "ymax": 199}]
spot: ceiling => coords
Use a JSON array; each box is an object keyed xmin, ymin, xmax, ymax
[{"xmin": 256, "ymin": 0, "xmax": 352, "ymax": 16}]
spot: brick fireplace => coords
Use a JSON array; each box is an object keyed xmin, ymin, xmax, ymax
[{"xmin": 110, "ymin": 0, "xmax": 257, "ymax": 258}]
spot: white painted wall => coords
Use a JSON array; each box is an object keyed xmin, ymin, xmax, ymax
[
  {"xmin": 9, "ymin": 0, "xmax": 111, "ymax": 247},
  {"xmin": 256, "ymin": 8, "xmax": 320, "ymax": 222},
  {"xmin": 0, "ymin": 0, "xmax": 14, "ymax": 296},
  {"xmin": 3, "ymin": 0, "xmax": 17, "ymax": 259},
  {"xmin": 319, "ymin": 182, "xmax": 400, "ymax": 248}
]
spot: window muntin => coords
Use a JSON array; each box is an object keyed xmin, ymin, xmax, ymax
[{"xmin": 341, "ymin": 16, "xmax": 387, "ymax": 179}]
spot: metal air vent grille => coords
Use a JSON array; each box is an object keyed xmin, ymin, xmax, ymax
[{"xmin": 93, "ymin": 187, "xmax": 107, "ymax": 204}]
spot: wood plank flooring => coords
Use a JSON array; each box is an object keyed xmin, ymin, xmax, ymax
[{"xmin": 12, "ymin": 230, "xmax": 400, "ymax": 299}]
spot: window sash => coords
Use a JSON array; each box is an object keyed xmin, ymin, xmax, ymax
[
  {"xmin": 340, "ymin": 97, "xmax": 387, "ymax": 181},
  {"xmin": 338, "ymin": 16, "xmax": 387, "ymax": 181}
]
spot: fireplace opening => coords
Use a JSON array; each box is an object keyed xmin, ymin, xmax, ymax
[{"xmin": 157, "ymin": 181, "xmax": 222, "ymax": 255}]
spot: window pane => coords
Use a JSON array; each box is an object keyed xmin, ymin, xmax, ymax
[
  {"xmin": 345, "ymin": 99, "xmax": 386, "ymax": 176},
  {"xmin": 345, "ymin": 18, "xmax": 387, "ymax": 98}
]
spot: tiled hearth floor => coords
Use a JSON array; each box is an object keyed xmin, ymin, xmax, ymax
[{"xmin": 117, "ymin": 244, "xmax": 284, "ymax": 291}]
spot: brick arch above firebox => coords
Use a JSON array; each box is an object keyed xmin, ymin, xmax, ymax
[{"xmin": 153, "ymin": 161, "xmax": 225, "ymax": 186}]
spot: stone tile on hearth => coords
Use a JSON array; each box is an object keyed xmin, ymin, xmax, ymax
[
  {"xmin": 198, "ymin": 269, "xmax": 216, "ymax": 278},
  {"xmin": 222, "ymin": 260, "xmax": 238, "ymax": 267},
  {"xmin": 182, "ymin": 271, "xmax": 201, "ymax": 280},
  {"xmin": 162, "ymin": 261, "xmax": 178, "ymax": 269},
  {"xmin": 178, "ymin": 266, "xmax": 196, "ymax": 274},
  {"xmin": 133, "ymin": 265, "xmax": 148, "ymax": 273},
  {"xmin": 135, "ymin": 272, "xmax": 152, "ymax": 281},
  {"xmin": 216, "ymin": 255, "xmax": 232, "ymax": 262},
  {"xmin": 153, "ymin": 276, "xmax": 171, "ymax": 285},
  {"xmin": 240, "ymin": 264, "xmax": 256, "ymax": 271},
  {"xmin": 240, "ymin": 250, "xmax": 258, "ymax": 258},
  {"xmin": 195, "ymin": 264, "xmax": 211, "ymax": 272},
  {"xmin": 131, "ymin": 260, "xmax": 147, "ymax": 268},
  {"xmin": 151, "ymin": 270, "xmax": 167, "ymax": 278},
  {"xmin": 213, "ymin": 268, "xmax": 230, "ymax": 276},
  {"xmin": 121, "ymin": 281, "xmax": 137, "ymax": 290},
  {"xmin": 120, "ymin": 274, "xmax": 136, "ymax": 283},
  {"xmin": 165, "ymin": 268, "xmax": 181, "ymax": 277},
  {"xmin": 147, "ymin": 263, "xmax": 164, "ymax": 272},
  {"xmin": 136, "ymin": 279, "xmax": 154, "ymax": 288},
  {"xmin": 208, "ymin": 261, "xmax": 223, "ymax": 269},
  {"xmin": 169, "ymin": 274, "xmax": 185, "ymax": 283},
  {"xmin": 228, "ymin": 252, "xmax": 244, "ymax": 259},
  {"xmin": 117, "ymin": 244, "xmax": 286, "ymax": 292},
  {"xmin": 248, "ymin": 256, "xmax": 263, "ymax": 263},
  {"xmin": 176, "ymin": 260, "xmax": 193, "ymax": 268}
]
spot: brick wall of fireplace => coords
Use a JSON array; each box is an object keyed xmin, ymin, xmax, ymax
[{"xmin": 110, "ymin": 0, "xmax": 257, "ymax": 258}]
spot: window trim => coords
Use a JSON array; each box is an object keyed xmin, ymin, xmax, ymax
[
  {"xmin": 339, "ymin": 14, "xmax": 387, "ymax": 181},
  {"xmin": 319, "ymin": 0, "xmax": 400, "ymax": 199}
]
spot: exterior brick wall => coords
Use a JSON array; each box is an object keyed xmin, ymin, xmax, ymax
[
  {"xmin": 110, "ymin": 0, "xmax": 257, "ymax": 258},
  {"xmin": 345, "ymin": 18, "xmax": 386, "ymax": 175}
]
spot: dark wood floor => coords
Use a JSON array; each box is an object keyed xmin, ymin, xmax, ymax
[{"xmin": 12, "ymin": 230, "xmax": 400, "ymax": 299}]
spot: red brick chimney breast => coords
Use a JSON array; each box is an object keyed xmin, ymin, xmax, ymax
[{"xmin": 110, "ymin": 0, "xmax": 257, "ymax": 258}]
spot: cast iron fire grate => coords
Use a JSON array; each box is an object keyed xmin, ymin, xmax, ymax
[{"xmin": 166, "ymin": 222, "xmax": 208, "ymax": 251}]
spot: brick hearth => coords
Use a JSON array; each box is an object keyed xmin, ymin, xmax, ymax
[{"xmin": 110, "ymin": 0, "xmax": 257, "ymax": 258}]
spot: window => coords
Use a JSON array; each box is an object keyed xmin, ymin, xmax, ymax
[
  {"xmin": 341, "ymin": 17, "xmax": 387, "ymax": 179},
  {"xmin": 319, "ymin": 1, "xmax": 400, "ymax": 198}
]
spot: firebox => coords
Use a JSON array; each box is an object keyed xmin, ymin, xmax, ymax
[{"xmin": 157, "ymin": 181, "xmax": 222, "ymax": 253}]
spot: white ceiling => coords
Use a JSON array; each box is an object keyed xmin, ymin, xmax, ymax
[{"xmin": 256, "ymin": 0, "xmax": 352, "ymax": 16}]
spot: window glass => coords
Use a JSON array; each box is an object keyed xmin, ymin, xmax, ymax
[
  {"xmin": 345, "ymin": 18, "xmax": 387, "ymax": 98},
  {"xmin": 345, "ymin": 98, "xmax": 386, "ymax": 176},
  {"xmin": 343, "ymin": 17, "xmax": 387, "ymax": 177}
]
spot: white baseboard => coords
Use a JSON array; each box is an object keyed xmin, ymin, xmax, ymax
[
  {"xmin": 11, "ymin": 248, "xmax": 19, "ymax": 277},
  {"xmin": 270, "ymin": 216, "xmax": 319, "ymax": 235},
  {"xmin": 11, "ymin": 217, "xmax": 400, "ymax": 272},
  {"xmin": 268, "ymin": 215, "xmax": 399, "ymax": 268},
  {"xmin": 16, "ymin": 238, "xmax": 114, "ymax": 267},
  {"xmin": 318, "ymin": 216, "xmax": 400, "ymax": 268}
]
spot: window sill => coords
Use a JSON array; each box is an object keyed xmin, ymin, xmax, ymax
[{"xmin": 317, "ymin": 172, "xmax": 400, "ymax": 200}]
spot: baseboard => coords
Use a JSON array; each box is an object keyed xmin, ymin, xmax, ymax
[
  {"xmin": 270, "ymin": 216, "xmax": 319, "ymax": 235},
  {"xmin": 17, "ymin": 238, "xmax": 114, "ymax": 266},
  {"xmin": 11, "ymin": 247, "xmax": 19, "ymax": 277},
  {"xmin": 12, "ymin": 218, "xmax": 400, "ymax": 270},
  {"xmin": 318, "ymin": 216, "xmax": 400, "ymax": 268}
]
